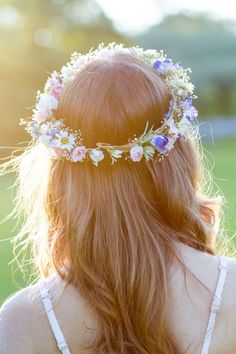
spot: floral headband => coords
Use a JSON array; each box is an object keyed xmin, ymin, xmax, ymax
[{"xmin": 20, "ymin": 42, "xmax": 198, "ymax": 166}]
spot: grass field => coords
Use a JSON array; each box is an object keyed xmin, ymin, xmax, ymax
[{"xmin": 0, "ymin": 138, "xmax": 236, "ymax": 305}]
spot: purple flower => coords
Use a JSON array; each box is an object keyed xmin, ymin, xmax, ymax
[
  {"xmin": 183, "ymin": 106, "xmax": 198, "ymax": 122},
  {"xmin": 182, "ymin": 96, "xmax": 192, "ymax": 111},
  {"xmin": 165, "ymin": 99, "xmax": 174, "ymax": 119},
  {"xmin": 153, "ymin": 58, "xmax": 174, "ymax": 74},
  {"xmin": 175, "ymin": 62, "xmax": 183, "ymax": 70},
  {"xmin": 50, "ymin": 82, "xmax": 64, "ymax": 100},
  {"xmin": 165, "ymin": 111, "xmax": 171, "ymax": 119},
  {"xmin": 153, "ymin": 60, "xmax": 162, "ymax": 71},
  {"xmin": 151, "ymin": 135, "xmax": 169, "ymax": 154}
]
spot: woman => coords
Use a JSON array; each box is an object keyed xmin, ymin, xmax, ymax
[{"xmin": 0, "ymin": 43, "xmax": 236, "ymax": 354}]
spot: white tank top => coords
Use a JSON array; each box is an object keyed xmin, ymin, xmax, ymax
[{"xmin": 39, "ymin": 254, "xmax": 229, "ymax": 354}]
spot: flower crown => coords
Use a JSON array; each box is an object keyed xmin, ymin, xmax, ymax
[{"xmin": 20, "ymin": 42, "xmax": 198, "ymax": 166}]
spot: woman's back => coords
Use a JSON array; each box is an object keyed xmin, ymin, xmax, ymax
[
  {"xmin": 1, "ymin": 43, "xmax": 235, "ymax": 353},
  {"xmin": 1, "ymin": 242, "xmax": 236, "ymax": 353},
  {"xmin": 166, "ymin": 242, "xmax": 236, "ymax": 354}
]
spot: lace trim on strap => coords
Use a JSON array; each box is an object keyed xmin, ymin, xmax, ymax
[
  {"xmin": 200, "ymin": 255, "xmax": 229, "ymax": 354},
  {"xmin": 39, "ymin": 281, "xmax": 72, "ymax": 354}
]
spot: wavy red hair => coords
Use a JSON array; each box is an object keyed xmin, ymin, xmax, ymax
[{"xmin": 4, "ymin": 53, "xmax": 230, "ymax": 353}]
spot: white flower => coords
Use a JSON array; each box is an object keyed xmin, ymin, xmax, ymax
[
  {"xmin": 118, "ymin": 47, "xmax": 130, "ymax": 55},
  {"xmin": 73, "ymin": 55, "xmax": 87, "ymax": 70},
  {"xmin": 135, "ymin": 47, "xmax": 145, "ymax": 58},
  {"xmin": 130, "ymin": 146, "xmax": 144, "ymax": 162},
  {"xmin": 55, "ymin": 130, "xmax": 75, "ymax": 150},
  {"xmin": 27, "ymin": 121, "xmax": 40, "ymax": 136},
  {"xmin": 89, "ymin": 149, "xmax": 104, "ymax": 166},
  {"xmin": 128, "ymin": 47, "xmax": 138, "ymax": 57},
  {"xmin": 44, "ymin": 79, "xmax": 53, "ymax": 93},
  {"xmin": 38, "ymin": 134, "xmax": 52, "ymax": 147},
  {"xmin": 61, "ymin": 65, "xmax": 75, "ymax": 82},
  {"xmin": 98, "ymin": 48, "xmax": 113, "ymax": 57},
  {"xmin": 50, "ymin": 120, "xmax": 63, "ymax": 131},
  {"xmin": 177, "ymin": 88, "xmax": 190, "ymax": 98},
  {"xmin": 40, "ymin": 122, "xmax": 51, "ymax": 134},
  {"xmin": 144, "ymin": 49, "xmax": 157, "ymax": 57},
  {"xmin": 36, "ymin": 93, "xmax": 58, "ymax": 113},
  {"xmin": 113, "ymin": 44, "xmax": 126, "ymax": 53},
  {"xmin": 170, "ymin": 78, "xmax": 194, "ymax": 97}
]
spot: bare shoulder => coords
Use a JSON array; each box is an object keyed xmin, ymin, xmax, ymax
[
  {"xmin": 168, "ymin": 242, "xmax": 236, "ymax": 353},
  {"xmin": 0, "ymin": 275, "xmax": 98, "ymax": 354},
  {"xmin": 0, "ymin": 282, "xmax": 42, "ymax": 354},
  {"xmin": 173, "ymin": 241, "xmax": 236, "ymax": 302},
  {"xmin": 0, "ymin": 274, "xmax": 68, "ymax": 354}
]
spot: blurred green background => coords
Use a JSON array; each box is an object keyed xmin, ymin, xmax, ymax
[{"xmin": 0, "ymin": 0, "xmax": 236, "ymax": 304}]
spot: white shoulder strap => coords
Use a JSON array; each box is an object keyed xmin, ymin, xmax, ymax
[
  {"xmin": 39, "ymin": 281, "xmax": 72, "ymax": 354},
  {"xmin": 200, "ymin": 255, "xmax": 228, "ymax": 354}
]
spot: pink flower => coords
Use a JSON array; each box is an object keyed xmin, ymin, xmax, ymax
[
  {"xmin": 71, "ymin": 145, "xmax": 86, "ymax": 162},
  {"xmin": 50, "ymin": 82, "xmax": 64, "ymax": 100},
  {"xmin": 130, "ymin": 146, "xmax": 144, "ymax": 162},
  {"xmin": 33, "ymin": 109, "xmax": 49, "ymax": 123},
  {"xmin": 51, "ymin": 147, "xmax": 67, "ymax": 158}
]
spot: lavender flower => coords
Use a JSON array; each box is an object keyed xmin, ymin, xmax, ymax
[
  {"xmin": 182, "ymin": 96, "xmax": 192, "ymax": 111},
  {"xmin": 165, "ymin": 99, "xmax": 175, "ymax": 119},
  {"xmin": 183, "ymin": 106, "xmax": 198, "ymax": 122},
  {"xmin": 153, "ymin": 60, "xmax": 162, "ymax": 71},
  {"xmin": 175, "ymin": 62, "xmax": 183, "ymax": 70},
  {"xmin": 151, "ymin": 135, "xmax": 169, "ymax": 154},
  {"xmin": 153, "ymin": 58, "xmax": 174, "ymax": 74}
]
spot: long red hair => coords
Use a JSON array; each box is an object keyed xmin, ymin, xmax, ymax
[{"xmin": 4, "ymin": 53, "xmax": 230, "ymax": 353}]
